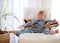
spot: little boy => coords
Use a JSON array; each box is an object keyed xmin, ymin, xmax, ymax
[{"xmin": 17, "ymin": 11, "xmax": 58, "ymax": 36}]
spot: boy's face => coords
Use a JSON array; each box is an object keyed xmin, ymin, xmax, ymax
[{"xmin": 38, "ymin": 13, "xmax": 45, "ymax": 20}]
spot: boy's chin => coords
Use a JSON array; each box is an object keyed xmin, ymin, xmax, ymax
[{"xmin": 38, "ymin": 18, "xmax": 44, "ymax": 20}]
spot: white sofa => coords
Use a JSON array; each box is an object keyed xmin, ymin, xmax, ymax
[
  {"xmin": 19, "ymin": 33, "xmax": 60, "ymax": 43},
  {"xmin": 18, "ymin": 8, "xmax": 60, "ymax": 43}
]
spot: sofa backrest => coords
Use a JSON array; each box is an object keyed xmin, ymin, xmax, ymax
[{"xmin": 24, "ymin": 7, "xmax": 51, "ymax": 20}]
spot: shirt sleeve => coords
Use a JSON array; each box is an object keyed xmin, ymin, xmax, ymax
[{"xmin": 46, "ymin": 20, "xmax": 54, "ymax": 23}]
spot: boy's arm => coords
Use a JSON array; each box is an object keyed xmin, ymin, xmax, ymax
[
  {"xmin": 44, "ymin": 20, "xmax": 59, "ymax": 34},
  {"xmin": 45, "ymin": 20, "xmax": 59, "ymax": 28},
  {"xmin": 45, "ymin": 19, "xmax": 54, "ymax": 24}
]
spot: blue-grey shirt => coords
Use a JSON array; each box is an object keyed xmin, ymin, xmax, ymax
[
  {"xmin": 24, "ymin": 19, "xmax": 53, "ymax": 34},
  {"xmin": 17, "ymin": 20, "xmax": 54, "ymax": 36}
]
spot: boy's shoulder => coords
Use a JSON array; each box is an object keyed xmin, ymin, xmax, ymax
[{"xmin": 45, "ymin": 20, "xmax": 54, "ymax": 22}]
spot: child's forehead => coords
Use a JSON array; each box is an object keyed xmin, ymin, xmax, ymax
[{"xmin": 38, "ymin": 13, "xmax": 46, "ymax": 16}]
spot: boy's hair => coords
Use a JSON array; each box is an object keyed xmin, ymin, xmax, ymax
[{"xmin": 38, "ymin": 11, "xmax": 46, "ymax": 15}]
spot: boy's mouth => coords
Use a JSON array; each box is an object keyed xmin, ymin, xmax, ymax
[{"xmin": 39, "ymin": 17, "xmax": 43, "ymax": 19}]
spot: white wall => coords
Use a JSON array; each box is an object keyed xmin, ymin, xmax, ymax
[{"xmin": 51, "ymin": 0, "xmax": 60, "ymax": 32}]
